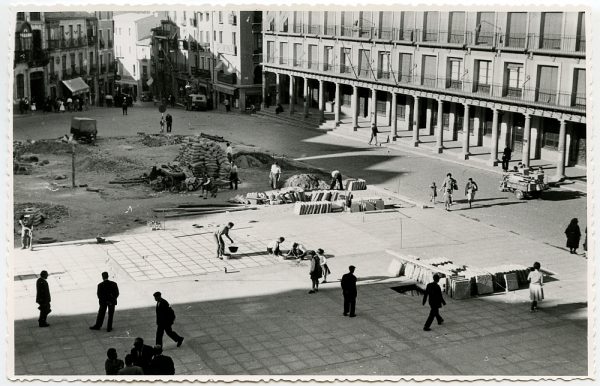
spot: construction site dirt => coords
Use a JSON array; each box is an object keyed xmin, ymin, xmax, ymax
[{"xmin": 12, "ymin": 134, "xmax": 330, "ymax": 247}]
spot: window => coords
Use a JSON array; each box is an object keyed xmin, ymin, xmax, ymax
[
  {"xmin": 506, "ymin": 12, "xmax": 526, "ymax": 48},
  {"xmin": 358, "ymin": 49, "xmax": 371, "ymax": 77},
  {"xmin": 61, "ymin": 55, "xmax": 67, "ymax": 71},
  {"xmin": 324, "ymin": 11, "xmax": 335, "ymax": 35},
  {"xmin": 400, "ymin": 11, "xmax": 415, "ymax": 41},
  {"xmin": 206, "ymin": 12, "xmax": 209, "ymax": 21},
  {"xmin": 448, "ymin": 58, "xmax": 462, "ymax": 89},
  {"xmin": 30, "ymin": 12, "xmax": 41, "ymax": 21},
  {"xmin": 128, "ymin": 28, "xmax": 131, "ymax": 36},
  {"xmin": 324, "ymin": 46, "xmax": 333, "ymax": 71},
  {"xmin": 543, "ymin": 131, "xmax": 559, "ymax": 149},
  {"xmin": 448, "ymin": 12, "xmax": 465, "ymax": 44},
  {"xmin": 573, "ymin": 68, "xmax": 586, "ymax": 107},
  {"xmin": 280, "ymin": 11, "xmax": 289, "ymax": 32},
  {"xmin": 340, "ymin": 48, "xmax": 351, "ymax": 73},
  {"xmin": 476, "ymin": 12, "xmax": 495, "ymax": 45},
  {"xmin": 266, "ymin": 41, "xmax": 274, "ymax": 63},
  {"xmin": 199, "ymin": 13, "xmax": 203, "ymax": 22},
  {"xmin": 423, "ymin": 11, "xmax": 439, "ymax": 41},
  {"xmin": 89, "ymin": 52, "xmax": 94, "ymax": 67},
  {"xmin": 17, "ymin": 12, "xmax": 25, "ymax": 21},
  {"xmin": 421, "ymin": 55, "xmax": 436, "ymax": 86},
  {"xmin": 398, "ymin": 53, "xmax": 412, "ymax": 83},
  {"xmin": 293, "ymin": 11, "xmax": 304, "ymax": 33},
  {"xmin": 219, "ymin": 31, "xmax": 223, "ymax": 43},
  {"xmin": 133, "ymin": 64, "xmax": 136, "ymax": 77},
  {"xmin": 475, "ymin": 60, "xmax": 491, "ymax": 93},
  {"xmin": 206, "ymin": 31, "xmax": 209, "ymax": 42},
  {"xmin": 77, "ymin": 24, "xmax": 81, "ymax": 37},
  {"xmin": 340, "ymin": 11, "xmax": 354, "ymax": 37},
  {"xmin": 536, "ymin": 65, "xmax": 558, "ymax": 104},
  {"xmin": 232, "ymin": 32, "xmax": 236, "ymax": 45},
  {"xmin": 78, "ymin": 52, "xmax": 83, "ymax": 69},
  {"xmin": 379, "ymin": 12, "xmax": 393, "ymax": 39},
  {"xmin": 16, "ymin": 74, "xmax": 24, "ymax": 98},
  {"xmin": 213, "ymin": 31, "xmax": 216, "ymax": 41},
  {"xmin": 293, "ymin": 43, "xmax": 302, "ymax": 66},
  {"xmin": 308, "ymin": 44, "xmax": 318, "ymax": 69},
  {"xmin": 279, "ymin": 42, "xmax": 288, "ymax": 64},
  {"xmin": 377, "ymin": 52, "xmax": 390, "ymax": 79},
  {"xmin": 218, "ymin": 11, "xmax": 223, "ymax": 23},
  {"xmin": 505, "ymin": 63, "xmax": 523, "ymax": 98},
  {"xmin": 540, "ymin": 12, "xmax": 562, "ymax": 49}
]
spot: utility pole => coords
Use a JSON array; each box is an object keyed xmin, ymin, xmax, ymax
[{"xmin": 71, "ymin": 142, "xmax": 76, "ymax": 188}]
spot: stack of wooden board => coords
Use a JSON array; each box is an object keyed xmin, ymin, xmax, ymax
[
  {"xmin": 345, "ymin": 178, "xmax": 367, "ymax": 191},
  {"xmin": 484, "ymin": 264, "xmax": 531, "ymax": 291},
  {"xmin": 449, "ymin": 277, "xmax": 471, "ymax": 299},
  {"xmin": 308, "ymin": 190, "xmax": 342, "ymax": 202},
  {"xmin": 294, "ymin": 201, "xmax": 332, "ymax": 215}
]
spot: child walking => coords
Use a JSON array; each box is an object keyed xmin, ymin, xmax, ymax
[{"xmin": 429, "ymin": 182, "xmax": 437, "ymax": 203}]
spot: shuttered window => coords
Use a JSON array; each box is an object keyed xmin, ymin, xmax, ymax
[
  {"xmin": 541, "ymin": 12, "xmax": 562, "ymax": 49},
  {"xmin": 379, "ymin": 11, "xmax": 393, "ymax": 39},
  {"xmin": 476, "ymin": 12, "xmax": 495, "ymax": 45},
  {"xmin": 266, "ymin": 41, "xmax": 274, "ymax": 63},
  {"xmin": 507, "ymin": 12, "xmax": 526, "ymax": 48},
  {"xmin": 424, "ymin": 11, "xmax": 439, "ymax": 41},
  {"xmin": 398, "ymin": 53, "xmax": 412, "ymax": 83},
  {"xmin": 400, "ymin": 11, "xmax": 415, "ymax": 40},
  {"xmin": 448, "ymin": 12, "xmax": 465, "ymax": 43},
  {"xmin": 308, "ymin": 44, "xmax": 318, "ymax": 69},
  {"xmin": 378, "ymin": 52, "xmax": 390, "ymax": 79},
  {"xmin": 536, "ymin": 65, "xmax": 558, "ymax": 104},
  {"xmin": 573, "ymin": 68, "xmax": 586, "ymax": 107},
  {"xmin": 324, "ymin": 11, "xmax": 336, "ymax": 35},
  {"xmin": 448, "ymin": 59, "xmax": 462, "ymax": 89},
  {"xmin": 279, "ymin": 42, "xmax": 288, "ymax": 64},
  {"xmin": 422, "ymin": 55, "xmax": 436, "ymax": 86},
  {"xmin": 341, "ymin": 48, "xmax": 352, "ymax": 73},
  {"xmin": 359, "ymin": 49, "xmax": 371, "ymax": 77},
  {"xmin": 293, "ymin": 43, "xmax": 302, "ymax": 66}
]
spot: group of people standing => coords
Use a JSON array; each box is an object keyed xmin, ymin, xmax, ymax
[
  {"xmin": 35, "ymin": 271, "xmax": 184, "ymax": 375},
  {"xmin": 19, "ymin": 96, "xmax": 87, "ymax": 114},
  {"xmin": 431, "ymin": 173, "xmax": 478, "ymax": 210}
]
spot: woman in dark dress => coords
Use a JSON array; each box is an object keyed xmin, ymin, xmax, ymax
[{"xmin": 565, "ymin": 218, "xmax": 582, "ymax": 254}]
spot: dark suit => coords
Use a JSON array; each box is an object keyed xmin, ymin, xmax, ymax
[
  {"xmin": 423, "ymin": 281, "xmax": 446, "ymax": 328},
  {"xmin": 149, "ymin": 354, "xmax": 175, "ymax": 375},
  {"xmin": 36, "ymin": 277, "xmax": 51, "ymax": 325},
  {"xmin": 93, "ymin": 279, "xmax": 119, "ymax": 330},
  {"xmin": 156, "ymin": 298, "xmax": 182, "ymax": 346},
  {"xmin": 341, "ymin": 272, "xmax": 357, "ymax": 316},
  {"xmin": 130, "ymin": 344, "xmax": 154, "ymax": 374}
]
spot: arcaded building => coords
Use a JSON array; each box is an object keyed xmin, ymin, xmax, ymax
[{"xmin": 261, "ymin": 10, "xmax": 586, "ymax": 179}]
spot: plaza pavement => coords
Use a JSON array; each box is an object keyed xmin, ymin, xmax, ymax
[{"xmin": 10, "ymin": 188, "xmax": 589, "ymax": 378}]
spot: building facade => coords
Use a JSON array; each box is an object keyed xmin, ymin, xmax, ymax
[
  {"xmin": 95, "ymin": 11, "xmax": 115, "ymax": 104},
  {"xmin": 261, "ymin": 10, "xmax": 586, "ymax": 179},
  {"xmin": 149, "ymin": 10, "xmax": 262, "ymax": 110},
  {"xmin": 113, "ymin": 12, "xmax": 162, "ymax": 99},
  {"xmin": 13, "ymin": 11, "xmax": 117, "ymax": 108}
]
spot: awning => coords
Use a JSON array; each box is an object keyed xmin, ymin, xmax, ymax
[
  {"xmin": 62, "ymin": 77, "xmax": 89, "ymax": 95},
  {"xmin": 146, "ymin": 77, "xmax": 154, "ymax": 86},
  {"xmin": 115, "ymin": 75, "xmax": 138, "ymax": 86},
  {"xmin": 213, "ymin": 83, "xmax": 237, "ymax": 95}
]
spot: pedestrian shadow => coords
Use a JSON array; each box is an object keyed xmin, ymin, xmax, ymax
[
  {"xmin": 539, "ymin": 190, "xmax": 586, "ymax": 201},
  {"xmin": 451, "ymin": 201, "xmax": 526, "ymax": 210},
  {"xmin": 452, "ymin": 197, "xmax": 508, "ymax": 204}
]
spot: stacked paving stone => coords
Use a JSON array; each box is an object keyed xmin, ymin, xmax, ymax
[
  {"xmin": 176, "ymin": 137, "xmax": 230, "ymax": 179},
  {"xmin": 345, "ymin": 178, "xmax": 367, "ymax": 190}
]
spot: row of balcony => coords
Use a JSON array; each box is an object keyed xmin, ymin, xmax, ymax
[
  {"xmin": 265, "ymin": 59, "xmax": 586, "ymax": 111},
  {"xmin": 98, "ymin": 38, "xmax": 114, "ymax": 50},
  {"xmin": 47, "ymin": 64, "xmax": 116, "ymax": 82},
  {"xmin": 190, "ymin": 67, "xmax": 211, "ymax": 79},
  {"xmin": 47, "ymin": 36, "xmax": 99, "ymax": 50},
  {"xmin": 267, "ymin": 25, "xmax": 586, "ymax": 55}
]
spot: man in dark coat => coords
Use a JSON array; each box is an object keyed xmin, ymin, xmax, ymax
[
  {"xmin": 90, "ymin": 272, "xmax": 120, "ymax": 332},
  {"xmin": 36, "ymin": 270, "xmax": 51, "ymax": 327},
  {"xmin": 148, "ymin": 345, "xmax": 175, "ymax": 375},
  {"xmin": 341, "ymin": 265, "xmax": 357, "ymax": 317},
  {"xmin": 422, "ymin": 274, "xmax": 446, "ymax": 331},
  {"xmin": 130, "ymin": 337, "xmax": 154, "ymax": 374},
  {"xmin": 122, "ymin": 96, "xmax": 128, "ymax": 115},
  {"xmin": 501, "ymin": 146, "xmax": 512, "ymax": 172},
  {"xmin": 165, "ymin": 114, "xmax": 173, "ymax": 133},
  {"xmin": 154, "ymin": 292, "xmax": 184, "ymax": 347}
]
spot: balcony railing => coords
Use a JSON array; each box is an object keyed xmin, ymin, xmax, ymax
[
  {"xmin": 191, "ymin": 67, "xmax": 211, "ymax": 79},
  {"xmin": 108, "ymin": 40, "xmax": 113, "ymax": 48},
  {"xmin": 99, "ymin": 39, "xmax": 105, "ymax": 49},
  {"xmin": 48, "ymin": 72, "xmax": 59, "ymax": 83},
  {"xmin": 15, "ymin": 49, "xmax": 48, "ymax": 67},
  {"xmin": 264, "ymin": 58, "xmax": 585, "ymax": 112},
  {"xmin": 214, "ymin": 43, "xmax": 237, "ymax": 56},
  {"xmin": 304, "ymin": 24, "xmax": 321, "ymax": 35},
  {"xmin": 216, "ymin": 71, "xmax": 237, "ymax": 84}
]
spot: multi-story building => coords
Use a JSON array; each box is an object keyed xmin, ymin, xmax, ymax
[
  {"xmin": 94, "ymin": 11, "xmax": 115, "ymax": 104},
  {"xmin": 261, "ymin": 10, "xmax": 586, "ymax": 179},
  {"xmin": 149, "ymin": 10, "xmax": 262, "ymax": 110},
  {"xmin": 13, "ymin": 11, "xmax": 117, "ymax": 108},
  {"xmin": 113, "ymin": 12, "xmax": 162, "ymax": 99}
]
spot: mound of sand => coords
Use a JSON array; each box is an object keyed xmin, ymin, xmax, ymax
[
  {"xmin": 235, "ymin": 154, "xmax": 265, "ymax": 169},
  {"xmin": 283, "ymin": 174, "xmax": 329, "ymax": 190}
]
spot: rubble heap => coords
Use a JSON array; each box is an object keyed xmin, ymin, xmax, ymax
[
  {"xmin": 283, "ymin": 174, "xmax": 329, "ymax": 190},
  {"xmin": 175, "ymin": 137, "xmax": 230, "ymax": 180}
]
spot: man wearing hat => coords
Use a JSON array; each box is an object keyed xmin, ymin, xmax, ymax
[
  {"xmin": 153, "ymin": 292, "xmax": 184, "ymax": 347},
  {"xmin": 341, "ymin": 266, "xmax": 357, "ymax": 317},
  {"xmin": 36, "ymin": 270, "xmax": 51, "ymax": 327}
]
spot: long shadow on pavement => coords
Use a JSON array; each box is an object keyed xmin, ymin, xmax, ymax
[{"xmin": 13, "ymin": 280, "xmax": 587, "ymax": 377}]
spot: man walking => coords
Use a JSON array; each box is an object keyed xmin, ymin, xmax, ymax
[
  {"xmin": 154, "ymin": 292, "xmax": 184, "ymax": 348},
  {"xmin": 90, "ymin": 272, "xmax": 120, "ymax": 332},
  {"xmin": 368, "ymin": 122, "xmax": 379, "ymax": 146},
  {"xmin": 341, "ymin": 265, "xmax": 357, "ymax": 317},
  {"xmin": 464, "ymin": 178, "xmax": 479, "ymax": 209},
  {"xmin": 122, "ymin": 96, "xmax": 128, "ymax": 115},
  {"xmin": 422, "ymin": 274, "xmax": 446, "ymax": 331},
  {"xmin": 36, "ymin": 270, "xmax": 51, "ymax": 327},
  {"xmin": 270, "ymin": 161, "xmax": 282, "ymax": 189},
  {"xmin": 214, "ymin": 222, "xmax": 234, "ymax": 259},
  {"xmin": 330, "ymin": 170, "xmax": 343, "ymax": 190}
]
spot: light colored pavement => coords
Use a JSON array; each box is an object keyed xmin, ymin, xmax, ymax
[{"xmin": 11, "ymin": 190, "xmax": 588, "ymax": 377}]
